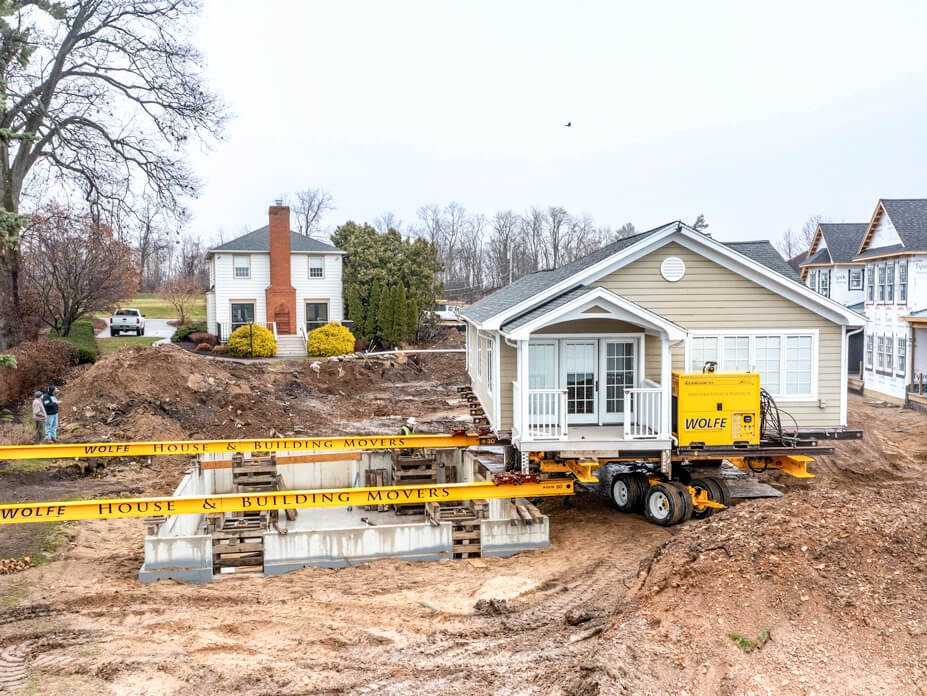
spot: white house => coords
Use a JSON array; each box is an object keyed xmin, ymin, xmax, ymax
[
  {"xmin": 205, "ymin": 204, "xmax": 345, "ymax": 352},
  {"xmin": 855, "ymin": 199, "xmax": 927, "ymax": 402},
  {"xmin": 800, "ymin": 222, "xmax": 868, "ymax": 374}
]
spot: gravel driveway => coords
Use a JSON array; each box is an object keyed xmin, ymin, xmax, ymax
[{"xmin": 96, "ymin": 317, "xmax": 175, "ymax": 346}]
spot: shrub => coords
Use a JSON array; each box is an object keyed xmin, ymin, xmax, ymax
[
  {"xmin": 51, "ymin": 320, "xmax": 98, "ymax": 364},
  {"xmin": 171, "ymin": 322, "xmax": 207, "ymax": 343},
  {"xmin": 0, "ymin": 355, "xmax": 17, "ymax": 370},
  {"xmin": 307, "ymin": 322, "xmax": 356, "ymax": 357},
  {"xmin": 195, "ymin": 342, "xmax": 212, "ymax": 352},
  {"xmin": 211, "ymin": 344, "xmax": 229, "ymax": 354},
  {"xmin": 189, "ymin": 332, "xmax": 217, "ymax": 347},
  {"xmin": 0, "ymin": 338, "xmax": 78, "ymax": 407},
  {"xmin": 227, "ymin": 324, "xmax": 276, "ymax": 358}
]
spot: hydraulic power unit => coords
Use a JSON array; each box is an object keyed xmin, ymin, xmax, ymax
[{"xmin": 672, "ymin": 372, "xmax": 761, "ymax": 447}]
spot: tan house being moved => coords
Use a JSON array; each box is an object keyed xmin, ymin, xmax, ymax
[{"xmin": 459, "ymin": 222, "xmax": 864, "ymax": 461}]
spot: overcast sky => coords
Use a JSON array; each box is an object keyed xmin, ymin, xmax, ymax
[{"xmin": 188, "ymin": 0, "xmax": 927, "ymax": 246}]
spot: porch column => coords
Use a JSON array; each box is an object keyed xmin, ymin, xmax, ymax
[
  {"xmin": 660, "ymin": 335, "xmax": 671, "ymax": 439},
  {"xmin": 518, "ymin": 339, "xmax": 530, "ymax": 472}
]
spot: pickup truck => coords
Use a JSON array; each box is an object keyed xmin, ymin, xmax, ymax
[{"xmin": 109, "ymin": 308, "xmax": 146, "ymax": 336}]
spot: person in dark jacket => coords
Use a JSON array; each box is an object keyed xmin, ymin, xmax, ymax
[{"xmin": 42, "ymin": 386, "xmax": 60, "ymax": 443}]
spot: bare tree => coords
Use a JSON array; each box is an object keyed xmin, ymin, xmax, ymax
[
  {"xmin": 374, "ymin": 211, "xmax": 403, "ymax": 234},
  {"xmin": 158, "ymin": 275, "xmax": 200, "ymax": 325},
  {"xmin": 776, "ymin": 227, "xmax": 807, "ymax": 260},
  {"xmin": 291, "ymin": 187, "xmax": 334, "ymax": 239},
  {"xmin": 0, "ymin": 0, "xmax": 227, "ymax": 349},
  {"xmin": 21, "ymin": 206, "xmax": 137, "ymax": 336},
  {"xmin": 487, "ymin": 210, "xmax": 521, "ymax": 287},
  {"xmin": 520, "ymin": 207, "xmax": 548, "ymax": 274},
  {"xmin": 800, "ymin": 215, "xmax": 825, "ymax": 247},
  {"xmin": 616, "ymin": 222, "xmax": 637, "ymax": 238},
  {"xmin": 547, "ymin": 206, "xmax": 570, "ymax": 268},
  {"xmin": 691, "ymin": 214, "xmax": 709, "ymax": 232}
]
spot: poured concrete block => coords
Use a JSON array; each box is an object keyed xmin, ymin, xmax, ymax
[
  {"xmin": 139, "ymin": 534, "xmax": 213, "ymax": 584},
  {"xmin": 480, "ymin": 518, "xmax": 550, "ymax": 557}
]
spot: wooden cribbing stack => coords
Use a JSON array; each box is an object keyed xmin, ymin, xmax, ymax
[
  {"xmin": 425, "ymin": 500, "xmax": 487, "ymax": 559},
  {"xmin": 391, "ymin": 451, "xmax": 438, "ymax": 515}
]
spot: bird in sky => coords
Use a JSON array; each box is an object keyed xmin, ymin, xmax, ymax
[{"xmin": 564, "ymin": 121, "xmax": 572, "ymax": 127}]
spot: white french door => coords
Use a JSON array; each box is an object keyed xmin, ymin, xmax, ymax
[
  {"xmin": 562, "ymin": 341, "xmax": 598, "ymax": 424},
  {"xmin": 600, "ymin": 339, "xmax": 637, "ymax": 424}
]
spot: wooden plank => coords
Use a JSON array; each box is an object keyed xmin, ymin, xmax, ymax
[
  {"xmin": 515, "ymin": 504, "xmax": 533, "ymax": 525},
  {"xmin": 214, "ymin": 557, "xmax": 265, "ymax": 568},
  {"xmin": 203, "ymin": 451, "xmax": 363, "ymax": 470},
  {"xmin": 212, "ymin": 541, "xmax": 264, "ymax": 554},
  {"xmin": 452, "ymin": 530, "xmax": 481, "ymax": 541},
  {"xmin": 523, "ymin": 501, "xmax": 544, "ymax": 522}
]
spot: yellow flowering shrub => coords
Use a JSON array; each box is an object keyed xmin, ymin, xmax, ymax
[
  {"xmin": 307, "ymin": 322, "xmax": 356, "ymax": 357},
  {"xmin": 227, "ymin": 324, "xmax": 277, "ymax": 358}
]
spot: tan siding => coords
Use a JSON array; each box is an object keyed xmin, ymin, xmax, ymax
[
  {"xmin": 499, "ymin": 339, "xmax": 517, "ymax": 430},
  {"xmin": 535, "ymin": 319, "xmax": 641, "ymax": 334},
  {"xmin": 592, "ymin": 242, "xmax": 843, "ymax": 426},
  {"xmin": 644, "ymin": 334, "xmax": 661, "ymax": 382}
]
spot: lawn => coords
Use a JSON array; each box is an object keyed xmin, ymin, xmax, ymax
[
  {"xmin": 51, "ymin": 319, "xmax": 98, "ymax": 363},
  {"xmin": 96, "ymin": 335, "xmax": 160, "ymax": 356},
  {"xmin": 94, "ymin": 292, "xmax": 206, "ymax": 320}
]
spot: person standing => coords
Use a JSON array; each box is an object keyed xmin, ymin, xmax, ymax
[
  {"xmin": 399, "ymin": 416, "xmax": 416, "ymax": 455},
  {"xmin": 42, "ymin": 386, "xmax": 60, "ymax": 443},
  {"xmin": 31, "ymin": 391, "xmax": 46, "ymax": 445}
]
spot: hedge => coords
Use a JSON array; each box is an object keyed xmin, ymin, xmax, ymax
[
  {"xmin": 307, "ymin": 322, "xmax": 356, "ymax": 357},
  {"xmin": 171, "ymin": 322, "xmax": 207, "ymax": 343},
  {"xmin": 227, "ymin": 324, "xmax": 276, "ymax": 358}
]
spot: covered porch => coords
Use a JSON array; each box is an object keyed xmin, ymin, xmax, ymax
[{"xmin": 502, "ymin": 286, "xmax": 685, "ymax": 453}]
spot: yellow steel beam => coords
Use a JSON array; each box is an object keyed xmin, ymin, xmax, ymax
[
  {"xmin": 0, "ymin": 479, "xmax": 573, "ymax": 525},
  {"xmin": 728, "ymin": 456, "xmax": 815, "ymax": 478},
  {"xmin": 539, "ymin": 459, "xmax": 599, "ymax": 483},
  {"xmin": 0, "ymin": 434, "xmax": 485, "ymax": 462}
]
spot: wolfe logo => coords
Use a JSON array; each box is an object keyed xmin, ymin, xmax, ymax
[{"xmin": 685, "ymin": 417, "xmax": 727, "ymax": 430}]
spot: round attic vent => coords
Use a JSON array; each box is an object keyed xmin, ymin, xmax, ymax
[{"xmin": 660, "ymin": 256, "xmax": 686, "ymax": 282}]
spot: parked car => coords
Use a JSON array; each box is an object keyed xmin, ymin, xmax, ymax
[
  {"xmin": 109, "ymin": 308, "xmax": 146, "ymax": 336},
  {"xmin": 424, "ymin": 300, "xmax": 464, "ymax": 323}
]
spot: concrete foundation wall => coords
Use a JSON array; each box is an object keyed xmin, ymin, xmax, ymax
[
  {"xmin": 139, "ymin": 535, "xmax": 213, "ymax": 584},
  {"xmin": 263, "ymin": 522, "xmax": 452, "ymax": 572},
  {"xmin": 480, "ymin": 518, "xmax": 550, "ymax": 557}
]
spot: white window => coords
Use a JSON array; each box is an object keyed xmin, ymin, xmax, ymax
[
  {"xmin": 785, "ymin": 336, "xmax": 812, "ymax": 395},
  {"xmin": 866, "ymin": 265, "xmax": 874, "ymax": 302},
  {"xmin": 877, "ymin": 336, "xmax": 884, "ymax": 370},
  {"xmin": 878, "ymin": 265, "xmax": 886, "ymax": 302},
  {"xmin": 808, "ymin": 269, "xmax": 817, "ymax": 292},
  {"xmin": 865, "ymin": 334, "xmax": 873, "ymax": 369},
  {"xmin": 897, "ymin": 337, "xmax": 906, "ymax": 376},
  {"xmin": 897, "ymin": 261, "xmax": 908, "ymax": 304},
  {"xmin": 819, "ymin": 269, "xmax": 830, "ymax": 298},
  {"xmin": 885, "ymin": 336, "xmax": 894, "ymax": 374},
  {"xmin": 466, "ymin": 326, "xmax": 473, "ymax": 371},
  {"xmin": 233, "ymin": 255, "xmax": 250, "ymax": 279},
  {"xmin": 887, "ymin": 261, "xmax": 895, "ymax": 303},
  {"xmin": 477, "ymin": 333, "xmax": 483, "ymax": 379},
  {"xmin": 849, "ymin": 268, "xmax": 863, "ymax": 291},
  {"xmin": 308, "ymin": 256, "xmax": 324, "ymax": 278},
  {"xmin": 689, "ymin": 332, "xmax": 816, "ymax": 398},
  {"xmin": 689, "ymin": 336, "xmax": 719, "ymax": 372},
  {"xmin": 723, "ymin": 336, "xmax": 750, "ymax": 371},
  {"xmin": 755, "ymin": 336, "xmax": 781, "ymax": 393}
]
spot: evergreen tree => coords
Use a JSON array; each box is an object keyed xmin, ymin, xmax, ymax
[
  {"xmin": 366, "ymin": 279, "xmax": 382, "ymax": 340},
  {"xmin": 377, "ymin": 284, "xmax": 392, "ymax": 345},
  {"xmin": 406, "ymin": 298, "xmax": 419, "ymax": 343},
  {"xmin": 347, "ymin": 286, "xmax": 365, "ymax": 339},
  {"xmin": 389, "ymin": 284, "xmax": 406, "ymax": 346}
]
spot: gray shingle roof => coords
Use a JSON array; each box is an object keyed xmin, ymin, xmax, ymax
[
  {"xmin": 459, "ymin": 223, "xmax": 676, "ymax": 323},
  {"xmin": 800, "ymin": 247, "xmax": 832, "ymax": 267},
  {"xmin": 847, "ymin": 301, "xmax": 865, "ymax": 313},
  {"xmin": 817, "ymin": 223, "xmax": 868, "ymax": 263},
  {"xmin": 855, "ymin": 243, "xmax": 906, "ymax": 260},
  {"xmin": 905, "ymin": 308, "xmax": 927, "ymax": 319},
  {"xmin": 501, "ymin": 286, "xmax": 597, "ymax": 332},
  {"xmin": 209, "ymin": 226, "xmax": 343, "ymax": 254},
  {"xmin": 723, "ymin": 241, "xmax": 801, "ymax": 281}
]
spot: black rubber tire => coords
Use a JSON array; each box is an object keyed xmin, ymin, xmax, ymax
[
  {"xmin": 110, "ymin": 329, "xmax": 116, "ymax": 337},
  {"xmin": 704, "ymin": 476, "xmax": 731, "ymax": 507},
  {"xmin": 666, "ymin": 481, "xmax": 693, "ymax": 524},
  {"xmin": 610, "ymin": 474, "xmax": 643, "ymax": 512},
  {"xmin": 140, "ymin": 327, "xmax": 145, "ymax": 336},
  {"xmin": 643, "ymin": 483, "xmax": 679, "ymax": 526},
  {"xmin": 630, "ymin": 473, "xmax": 650, "ymax": 512},
  {"xmin": 688, "ymin": 478, "xmax": 715, "ymax": 519}
]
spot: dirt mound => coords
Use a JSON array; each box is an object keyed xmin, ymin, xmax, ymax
[{"xmin": 576, "ymin": 482, "xmax": 927, "ymax": 695}]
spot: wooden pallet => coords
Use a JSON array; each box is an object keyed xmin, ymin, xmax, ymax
[
  {"xmin": 364, "ymin": 469, "xmax": 388, "ymax": 511},
  {"xmin": 451, "ymin": 518, "xmax": 481, "ymax": 559},
  {"xmin": 213, "ymin": 512, "xmax": 266, "ymax": 574},
  {"xmin": 392, "ymin": 452, "xmax": 437, "ymax": 514},
  {"xmin": 232, "ymin": 452, "xmax": 278, "ymax": 490}
]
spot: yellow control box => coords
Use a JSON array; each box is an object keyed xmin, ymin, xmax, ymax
[{"xmin": 672, "ymin": 372, "xmax": 761, "ymax": 447}]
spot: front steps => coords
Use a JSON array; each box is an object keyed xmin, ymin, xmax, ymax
[{"xmin": 275, "ymin": 334, "xmax": 308, "ymax": 358}]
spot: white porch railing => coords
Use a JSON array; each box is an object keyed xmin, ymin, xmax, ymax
[
  {"xmin": 625, "ymin": 384, "xmax": 663, "ymax": 440},
  {"xmin": 525, "ymin": 388, "xmax": 568, "ymax": 440},
  {"xmin": 217, "ymin": 321, "xmax": 277, "ymax": 343}
]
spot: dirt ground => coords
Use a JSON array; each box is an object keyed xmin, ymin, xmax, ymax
[{"xmin": 0, "ymin": 343, "xmax": 926, "ymax": 695}]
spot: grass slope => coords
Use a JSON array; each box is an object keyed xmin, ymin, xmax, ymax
[{"xmin": 95, "ymin": 292, "xmax": 206, "ymax": 320}]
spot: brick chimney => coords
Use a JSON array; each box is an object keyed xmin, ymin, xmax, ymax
[{"xmin": 265, "ymin": 203, "xmax": 297, "ymax": 335}]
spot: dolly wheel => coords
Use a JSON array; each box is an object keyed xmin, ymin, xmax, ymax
[
  {"xmin": 689, "ymin": 478, "xmax": 716, "ymax": 519},
  {"xmin": 611, "ymin": 474, "xmax": 644, "ymax": 513},
  {"xmin": 703, "ymin": 476, "xmax": 731, "ymax": 507},
  {"xmin": 666, "ymin": 481, "xmax": 693, "ymax": 524},
  {"xmin": 643, "ymin": 484, "xmax": 679, "ymax": 526}
]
